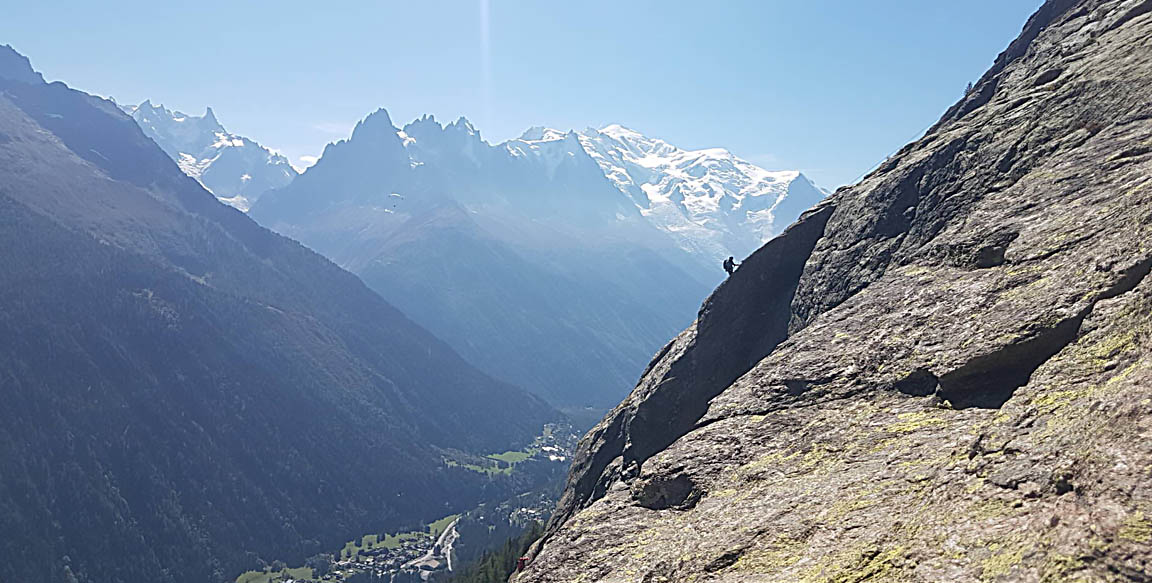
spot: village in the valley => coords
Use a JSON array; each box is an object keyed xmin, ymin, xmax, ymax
[{"xmin": 242, "ymin": 424, "xmax": 577, "ymax": 583}]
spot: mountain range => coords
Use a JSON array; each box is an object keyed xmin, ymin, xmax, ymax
[
  {"xmin": 245, "ymin": 112, "xmax": 824, "ymax": 410},
  {"xmin": 0, "ymin": 45, "xmax": 556, "ymax": 583},
  {"xmin": 6, "ymin": 0, "xmax": 1150, "ymax": 581},
  {"xmin": 133, "ymin": 102, "xmax": 825, "ymax": 267},
  {"xmin": 127, "ymin": 95, "xmax": 826, "ymax": 410},
  {"xmin": 511, "ymin": 124, "xmax": 827, "ymax": 264}
]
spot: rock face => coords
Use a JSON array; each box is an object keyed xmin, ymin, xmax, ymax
[
  {"xmin": 520, "ymin": 1, "xmax": 1152, "ymax": 581},
  {"xmin": 0, "ymin": 44, "xmax": 43, "ymax": 84}
]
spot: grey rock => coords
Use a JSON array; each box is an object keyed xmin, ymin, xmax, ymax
[
  {"xmin": 520, "ymin": 1, "xmax": 1152, "ymax": 581},
  {"xmin": 0, "ymin": 44, "xmax": 44, "ymax": 85}
]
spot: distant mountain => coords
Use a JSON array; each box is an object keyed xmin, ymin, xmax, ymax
[
  {"xmin": 251, "ymin": 112, "xmax": 823, "ymax": 410},
  {"xmin": 0, "ymin": 46, "xmax": 556, "ymax": 583},
  {"xmin": 512, "ymin": 125, "xmax": 827, "ymax": 263},
  {"xmin": 0, "ymin": 43, "xmax": 43, "ymax": 84},
  {"xmin": 125, "ymin": 100, "xmax": 296, "ymax": 210},
  {"xmin": 252, "ymin": 111, "xmax": 719, "ymax": 410}
]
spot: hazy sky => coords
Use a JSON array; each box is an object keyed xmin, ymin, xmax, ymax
[{"xmin": 4, "ymin": 1, "xmax": 1043, "ymax": 187}]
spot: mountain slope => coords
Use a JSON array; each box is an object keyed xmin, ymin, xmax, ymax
[
  {"xmin": 520, "ymin": 1, "xmax": 1152, "ymax": 581},
  {"xmin": 0, "ymin": 47, "xmax": 556, "ymax": 583},
  {"xmin": 126, "ymin": 100, "xmax": 296, "ymax": 210},
  {"xmin": 252, "ymin": 112, "xmax": 714, "ymax": 409},
  {"xmin": 0, "ymin": 43, "xmax": 43, "ymax": 84}
]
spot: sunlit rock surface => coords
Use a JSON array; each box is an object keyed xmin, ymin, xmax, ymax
[{"xmin": 521, "ymin": 1, "xmax": 1152, "ymax": 580}]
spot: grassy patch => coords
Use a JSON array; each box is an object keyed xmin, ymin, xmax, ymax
[
  {"xmin": 339, "ymin": 531, "xmax": 424, "ymax": 559},
  {"xmin": 428, "ymin": 514, "xmax": 460, "ymax": 538},
  {"xmin": 445, "ymin": 443, "xmax": 543, "ymax": 477},
  {"xmin": 337, "ymin": 513, "xmax": 461, "ymax": 560},
  {"xmin": 445, "ymin": 458, "xmax": 513, "ymax": 476},
  {"xmin": 236, "ymin": 567, "xmax": 313, "ymax": 583},
  {"xmin": 487, "ymin": 449, "xmax": 535, "ymax": 464}
]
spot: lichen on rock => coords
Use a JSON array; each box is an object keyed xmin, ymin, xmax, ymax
[{"xmin": 518, "ymin": 1, "xmax": 1152, "ymax": 581}]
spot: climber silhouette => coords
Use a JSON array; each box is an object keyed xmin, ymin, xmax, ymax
[{"xmin": 723, "ymin": 256, "xmax": 739, "ymax": 276}]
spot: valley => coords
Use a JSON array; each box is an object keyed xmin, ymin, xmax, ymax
[
  {"xmin": 0, "ymin": 45, "xmax": 558, "ymax": 583},
  {"xmin": 6, "ymin": 2, "xmax": 1149, "ymax": 582},
  {"xmin": 232, "ymin": 424, "xmax": 577, "ymax": 583},
  {"xmin": 136, "ymin": 103, "xmax": 825, "ymax": 411}
]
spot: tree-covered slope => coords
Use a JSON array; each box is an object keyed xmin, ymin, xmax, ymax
[{"xmin": 0, "ymin": 49, "xmax": 556, "ymax": 583}]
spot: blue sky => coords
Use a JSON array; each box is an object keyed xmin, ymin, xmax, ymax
[{"xmin": 4, "ymin": 1, "xmax": 1043, "ymax": 187}]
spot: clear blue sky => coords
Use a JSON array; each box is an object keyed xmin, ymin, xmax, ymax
[{"xmin": 3, "ymin": 1, "xmax": 1043, "ymax": 187}]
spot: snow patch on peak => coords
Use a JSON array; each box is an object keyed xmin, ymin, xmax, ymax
[
  {"xmin": 397, "ymin": 113, "xmax": 490, "ymax": 168},
  {"xmin": 518, "ymin": 126, "xmax": 548, "ymax": 141},
  {"xmin": 505, "ymin": 128, "xmax": 594, "ymax": 179},
  {"xmin": 518, "ymin": 126, "xmax": 568, "ymax": 143},
  {"xmin": 598, "ymin": 124, "xmax": 644, "ymax": 141},
  {"xmin": 211, "ymin": 132, "xmax": 246, "ymax": 149}
]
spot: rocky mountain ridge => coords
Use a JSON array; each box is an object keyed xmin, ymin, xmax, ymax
[
  {"xmin": 519, "ymin": 0, "xmax": 1152, "ymax": 581},
  {"xmin": 0, "ymin": 43, "xmax": 43, "ymax": 84},
  {"xmin": 125, "ymin": 100, "xmax": 296, "ymax": 210}
]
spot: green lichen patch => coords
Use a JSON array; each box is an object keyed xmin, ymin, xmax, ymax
[
  {"xmin": 1118, "ymin": 510, "xmax": 1152, "ymax": 543},
  {"xmin": 885, "ymin": 411, "xmax": 948, "ymax": 434},
  {"xmin": 980, "ymin": 542, "xmax": 1030, "ymax": 581}
]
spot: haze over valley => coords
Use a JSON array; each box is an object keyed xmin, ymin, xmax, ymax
[{"xmin": 7, "ymin": 2, "xmax": 1152, "ymax": 582}]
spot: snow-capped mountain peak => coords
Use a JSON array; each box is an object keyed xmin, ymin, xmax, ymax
[
  {"xmin": 392, "ymin": 112, "xmax": 492, "ymax": 170},
  {"xmin": 125, "ymin": 101, "xmax": 297, "ymax": 211},
  {"xmin": 519, "ymin": 126, "xmax": 570, "ymax": 142},
  {"xmin": 505, "ymin": 127, "xmax": 592, "ymax": 181},
  {"xmin": 508, "ymin": 123, "xmax": 826, "ymax": 262}
]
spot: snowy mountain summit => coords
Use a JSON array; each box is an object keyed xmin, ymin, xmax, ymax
[
  {"xmin": 509, "ymin": 125, "xmax": 826, "ymax": 263},
  {"xmin": 125, "ymin": 101, "xmax": 296, "ymax": 210}
]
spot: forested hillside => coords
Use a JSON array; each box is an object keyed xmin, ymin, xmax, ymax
[{"xmin": 0, "ymin": 46, "xmax": 556, "ymax": 583}]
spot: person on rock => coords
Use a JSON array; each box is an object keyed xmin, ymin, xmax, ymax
[{"xmin": 723, "ymin": 256, "xmax": 739, "ymax": 276}]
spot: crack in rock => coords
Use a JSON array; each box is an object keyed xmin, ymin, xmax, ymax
[{"xmin": 939, "ymin": 256, "xmax": 1152, "ymax": 409}]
